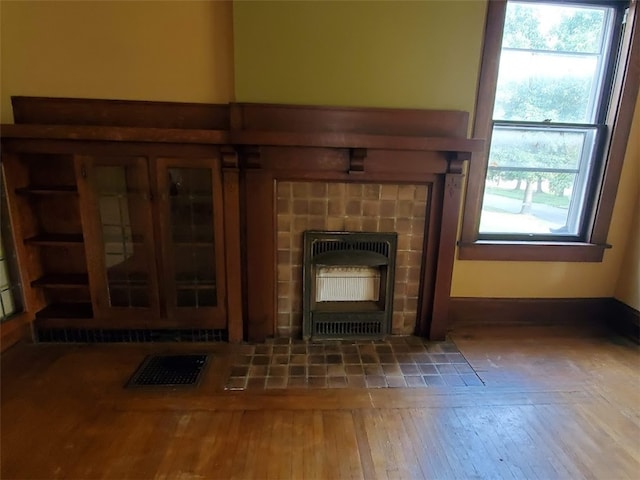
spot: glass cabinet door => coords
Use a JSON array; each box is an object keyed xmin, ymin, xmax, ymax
[
  {"xmin": 156, "ymin": 157, "xmax": 227, "ymax": 327},
  {"xmin": 77, "ymin": 156, "xmax": 160, "ymax": 323}
]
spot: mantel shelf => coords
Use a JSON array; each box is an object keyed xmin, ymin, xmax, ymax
[
  {"xmin": 231, "ymin": 130, "xmax": 483, "ymax": 153},
  {"xmin": 0, "ymin": 124, "xmax": 230, "ymax": 145},
  {"xmin": 1, "ymin": 124, "xmax": 483, "ymax": 154}
]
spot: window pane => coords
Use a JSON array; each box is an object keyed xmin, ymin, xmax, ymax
[
  {"xmin": 168, "ymin": 167, "xmax": 217, "ymax": 308},
  {"xmin": 494, "ymin": 2, "xmax": 613, "ymax": 123},
  {"xmin": 95, "ymin": 165, "xmax": 152, "ymax": 308},
  {"xmin": 502, "ymin": 2, "xmax": 608, "ymax": 54},
  {"xmin": 0, "ymin": 178, "xmax": 23, "ymax": 321},
  {"xmin": 479, "ymin": 125, "xmax": 598, "ymax": 236}
]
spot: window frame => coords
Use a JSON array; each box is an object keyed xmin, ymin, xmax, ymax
[{"xmin": 458, "ymin": 0, "xmax": 640, "ymax": 262}]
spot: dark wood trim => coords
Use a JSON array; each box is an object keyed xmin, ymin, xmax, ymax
[
  {"xmin": 243, "ymin": 169, "xmax": 276, "ymax": 341},
  {"xmin": 0, "ymin": 312, "xmax": 32, "ymax": 352},
  {"xmin": 606, "ymin": 298, "xmax": 640, "ymax": 343},
  {"xmin": 450, "ymin": 296, "xmax": 639, "ymax": 343},
  {"xmin": 459, "ymin": 0, "xmax": 640, "ymax": 262},
  {"xmin": 458, "ymin": 241, "xmax": 607, "ymax": 262},
  {"xmin": 221, "ymin": 147, "xmax": 244, "ymax": 343},
  {"xmin": 11, "ymin": 96, "xmax": 230, "ymax": 130},
  {"xmin": 1, "ymin": 139, "xmax": 224, "ymax": 158},
  {"xmin": 416, "ymin": 180, "xmax": 440, "ymax": 340},
  {"xmin": 1, "ymin": 124, "xmax": 229, "ymax": 145},
  {"xmin": 230, "ymin": 130, "xmax": 482, "ymax": 153},
  {"xmin": 459, "ymin": 0, "xmax": 505, "ymax": 246},
  {"xmin": 232, "ymin": 102, "xmax": 470, "ymax": 137},
  {"xmin": 429, "ymin": 169, "xmax": 465, "ymax": 340},
  {"xmin": 449, "ymin": 297, "xmax": 611, "ymax": 329},
  {"xmin": 591, "ymin": 0, "xmax": 640, "ymax": 244},
  {"xmin": 74, "ymin": 155, "xmax": 103, "ymax": 323}
]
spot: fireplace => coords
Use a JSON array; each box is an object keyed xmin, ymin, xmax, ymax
[
  {"xmin": 237, "ymin": 103, "xmax": 481, "ymax": 341},
  {"xmin": 303, "ymin": 231, "xmax": 397, "ymax": 339}
]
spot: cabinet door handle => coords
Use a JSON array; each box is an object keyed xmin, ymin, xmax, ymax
[{"xmin": 80, "ymin": 164, "xmax": 87, "ymax": 179}]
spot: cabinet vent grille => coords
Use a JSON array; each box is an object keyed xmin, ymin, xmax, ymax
[{"xmin": 35, "ymin": 328, "xmax": 227, "ymax": 343}]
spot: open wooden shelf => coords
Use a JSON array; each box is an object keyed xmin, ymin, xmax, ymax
[
  {"xmin": 31, "ymin": 274, "xmax": 89, "ymax": 289},
  {"xmin": 15, "ymin": 185, "xmax": 78, "ymax": 195},
  {"xmin": 35, "ymin": 302, "xmax": 93, "ymax": 320},
  {"xmin": 24, "ymin": 234, "xmax": 84, "ymax": 246},
  {"xmin": 175, "ymin": 282, "xmax": 216, "ymax": 290},
  {"xmin": 173, "ymin": 241, "xmax": 214, "ymax": 247}
]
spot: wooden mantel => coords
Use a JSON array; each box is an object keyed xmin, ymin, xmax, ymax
[
  {"xmin": 230, "ymin": 103, "xmax": 480, "ymax": 341},
  {"xmin": 1, "ymin": 97, "xmax": 481, "ymax": 343}
]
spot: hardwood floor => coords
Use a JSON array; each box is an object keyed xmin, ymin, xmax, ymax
[{"xmin": 1, "ymin": 324, "xmax": 638, "ymax": 479}]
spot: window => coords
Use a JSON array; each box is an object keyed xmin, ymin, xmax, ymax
[
  {"xmin": 459, "ymin": 0, "xmax": 640, "ymax": 261},
  {"xmin": 0, "ymin": 176, "xmax": 23, "ymax": 321}
]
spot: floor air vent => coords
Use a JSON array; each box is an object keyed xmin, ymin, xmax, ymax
[{"xmin": 126, "ymin": 354, "xmax": 208, "ymax": 388}]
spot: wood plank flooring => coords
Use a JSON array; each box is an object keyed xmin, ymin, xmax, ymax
[{"xmin": 1, "ymin": 324, "xmax": 639, "ymax": 479}]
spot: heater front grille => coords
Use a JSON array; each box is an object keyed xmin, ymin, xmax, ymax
[
  {"xmin": 313, "ymin": 320, "xmax": 383, "ymax": 337},
  {"xmin": 304, "ymin": 231, "xmax": 397, "ymax": 340}
]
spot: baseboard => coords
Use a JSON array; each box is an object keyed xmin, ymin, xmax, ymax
[
  {"xmin": 449, "ymin": 297, "xmax": 611, "ymax": 329},
  {"xmin": 606, "ymin": 298, "xmax": 640, "ymax": 343},
  {"xmin": 449, "ymin": 297, "xmax": 639, "ymax": 343}
]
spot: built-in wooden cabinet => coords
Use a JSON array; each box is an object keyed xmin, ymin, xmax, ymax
[
  {"xmin": 3, "ymin": 150, "xmax": 231, "ymax": 332},
  {"xmin": 1, "ymin": 97, "xmax": 241, "ymax": 339},
  {"xmin": 1, "ymin": 97, "xmax": 481, "ymax": 343}
]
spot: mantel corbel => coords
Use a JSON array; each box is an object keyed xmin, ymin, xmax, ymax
[
  {"xmin": 349, "ymin": 148, "xmax": 367, "ymax": 174},
  {"xmin": 241, "ymin": 145, "xmax": 262, "ymax": 169}
]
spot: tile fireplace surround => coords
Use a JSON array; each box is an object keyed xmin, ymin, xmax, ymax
[{"xmin": 276, "ymin": 181, "xmax": 429, "ymax": 338}]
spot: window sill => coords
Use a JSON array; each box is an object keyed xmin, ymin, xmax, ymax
[{"xmin": 457, "ymin": 241, "xmax": 608, "ymax": 262}]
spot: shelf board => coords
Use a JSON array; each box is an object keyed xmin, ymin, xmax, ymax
[
  {"xmin": 15, "ymin": 185, "xmax": 78, "ymax": 195},
  {"xmin": 35, "ymin": 302, "xmax": 93, "ymax": 320},
  {"xmin": 24, "ymin": 234, "xmax": 84, "ymax": 246},
  {"xmin": 173, "ymin": 241, "xmax": 214, "ymax": 247},
  {"xmin": 31, "ymin": 274, "xmax": 89, "ymax": 289},
  {"xmin": 175, "ymin": 283, "xmax": 216, "ymax": 290},
  {"xmin": 107, "ymin": 282, "xmax": 149, "ymax": 289}
]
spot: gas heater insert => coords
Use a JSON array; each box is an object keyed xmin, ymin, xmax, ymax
[{"xmin": 303, "ymin": 231, "xmax": 397, "ymax": 340}]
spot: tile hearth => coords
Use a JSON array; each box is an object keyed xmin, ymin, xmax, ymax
[{"xmin": 224, "ymin": 336, "xmax": 483, "ymax": 390}]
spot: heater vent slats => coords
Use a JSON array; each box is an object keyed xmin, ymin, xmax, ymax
[
  {"xmin": 312, "ymin": 239, "xmax": 390, "ymax": 258},
  {"xmin": 314, "ymin": 320, "xmax": 383, "ymax": 337}
]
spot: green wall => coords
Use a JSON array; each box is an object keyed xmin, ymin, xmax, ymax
[{"xmin": 233, "ymin": 0, "xmax": 486, "ymax": 113}]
